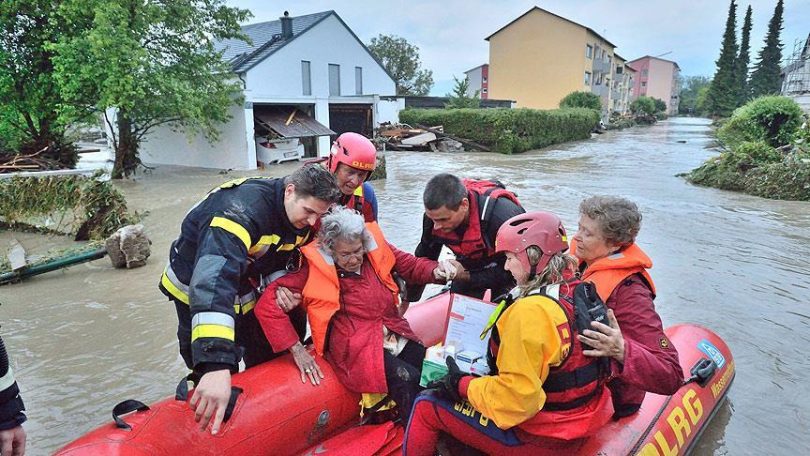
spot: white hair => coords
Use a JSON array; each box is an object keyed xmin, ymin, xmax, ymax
[{"xmin": 318, "ymin": 206, "xmax": 372, "ymax": 252}]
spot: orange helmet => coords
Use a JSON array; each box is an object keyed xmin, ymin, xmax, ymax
[
  {"xmin": 327, "ymin": 132, "xmax": 376, "ymax": 174},
  {"xmin": 496, "ymin": 211, "xmax": 569, "ymax": 276}
]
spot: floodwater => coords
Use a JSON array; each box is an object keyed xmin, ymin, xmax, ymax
[{"xmin": 2, "ymin": 117, "xmax": 809, "ymax": 454}]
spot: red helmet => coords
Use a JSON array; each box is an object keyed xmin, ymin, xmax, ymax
[
  {"xmin": 495, "ymin": 211, "xmax": 569, "ymax": 276},
  {"xmin": 328, "ymin": 132, "xmax": 376, "ymax": 174}
]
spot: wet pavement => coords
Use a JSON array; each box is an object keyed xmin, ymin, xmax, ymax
[{"xmin": 1, "ymin": 117, "xmax": 809, "ymax": 454}]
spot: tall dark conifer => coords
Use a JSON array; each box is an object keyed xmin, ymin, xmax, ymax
[
  {"xmin": 750, "ymin": 0, "xmax": 784, "ymax": 96},
  {"xmin": 736, "ymin": 5, "xmax": 753, "ymax": 105},
  {"xmin": 706, "ymin": 0, "xmax": 739, "ymax": 117}
]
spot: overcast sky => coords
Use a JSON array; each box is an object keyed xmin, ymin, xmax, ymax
[{"xmin": 226, "ymin": 0, "xmax": 810, "ymax": 95}]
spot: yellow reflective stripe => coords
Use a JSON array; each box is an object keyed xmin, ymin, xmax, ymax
[
  {"xmin": 191, "ymin": 324, "xmax": 235, "ymax": 342},
  {"xmin": 278, "ymin": 233, "xmax": 310, "ymax": 251},
  {"xmin": 210, "ymin": 216, "xmax": 251, "ymax": 251},
  {"xmin": 249, "ymin": 235, "xmax": 278, "ymax": 255},
  {"xmin": 240, "ymin": 300, "xmax": 256, "ymax": 314},
  {"xmin": 218, "ymin": 177, "xmax": 249, "ymax": 189},
  {"xmin": 161, "ymin": 270, "xmax": 189, "ymax": 305},
  {"xmin": 480, "ymin": 300, "xmax": 507, "ymax": 340},
  {"xmin": 249, "ymin": 233, "xmax": 309, "ymax": 254},
  {"xmin": 257, "ymin": 234, "xmax": 281, "ymax": 246}
]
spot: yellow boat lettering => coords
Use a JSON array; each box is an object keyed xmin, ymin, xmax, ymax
[
  {"xmin": 637, "ymin": 388, "xmax": 703, "ymax": 456},
  {"xmin": 710, "ymin": 360, "xmax": 735, "ymax": 399}
]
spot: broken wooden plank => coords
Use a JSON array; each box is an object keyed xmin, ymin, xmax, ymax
[
  {"xmin": 285, "ymin": 109, "xmax": 297, "ymax": 126},
  {"xmin": 401, "ymin": 132, "xmax": 437, "ymax": 146},
  {"xmin": 413, "ymin": 124, "xmax": 491, "ymax": 152},
  {"xmin": 7, "ymin": 239, "xmax": 27, "ymax": 271}
]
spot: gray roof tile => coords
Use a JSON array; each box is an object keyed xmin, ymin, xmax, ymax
[{"xmin": 216, "ymin": 11, "xmax": 333, "ymax": 73}]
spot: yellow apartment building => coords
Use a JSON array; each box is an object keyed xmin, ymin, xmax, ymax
[{"xmin": 486, "ymin": 7, "xmax": 619, "ymax": 116}]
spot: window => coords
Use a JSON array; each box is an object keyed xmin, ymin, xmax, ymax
[
  {"xmin": 641, "ymin": 81, "xmax": 647, "ymax": 88},
  {"xmin": 586, "ymin": 45, "xmax": 593, "ymax": 59},
  {"xmin": 641, "ymin": 69, "xmax": 649, "ymax": 77},
  {"xmin": 482, "ymin": 76, "xmax": 488, "ymax": 83},
  {"xmin": 355, "ymin": 66, "xmax": 363, "ymax": 95},
  {"xmin": 482, "ymin": 88, "xmax": 488, "ymax": 94},
  {"xmin": 301, "ymin": 61, "xmax": 311, "ymax": 96},
  {"xmin": 616, "ymin": 66, "xmax": 623, "ymax": 74},
  {"xmin": 584, "ymin": 71, "xmax": 592, "ymax": 86},
  {"xmin": 329, "ymin": 64, "xmax": 340, "ymax": 96}
]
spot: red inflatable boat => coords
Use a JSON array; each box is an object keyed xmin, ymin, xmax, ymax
[{"xmin": 56, "ymin": 293, "xmax": 734, "ymax": 455}]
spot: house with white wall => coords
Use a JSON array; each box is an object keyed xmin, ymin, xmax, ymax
[{"xmin": 139, "ymin": 10, "xmax": 398, "ymax": 170}]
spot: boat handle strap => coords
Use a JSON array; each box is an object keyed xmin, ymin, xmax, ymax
[{"xmin": 112, "ymin": 399, "xmax": 150, "ymax": 430}]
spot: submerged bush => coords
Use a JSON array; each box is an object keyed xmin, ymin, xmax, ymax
[
  {"xmin": 0, "ymin": 172, "xmax": 137, "ymax": 240},
  {"xmin": 718, "ymin": 96, "xmax": 805, "ymax": 148},
  {"xmin": 399, "ymin": 107, "xmax": 599, "ymax": 154}
]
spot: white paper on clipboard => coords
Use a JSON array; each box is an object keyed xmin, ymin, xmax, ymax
[{"xmin": 443, "ymin": 294, "xmax": 498, "ymax": 355}]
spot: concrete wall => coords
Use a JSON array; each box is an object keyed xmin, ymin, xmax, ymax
[
  {"xmin": 139, "ymin": 103, "xmax": 253, "ymax": 170},
  {"xmin": 489, "ymin": 9, "xmax": 594, "ymax": 109},
  {"xmin": 465, "ymin": 66, "xmax": 484, "ymax": 98},
  {"xmin": 377, "ymin": 97, "xmax": 406, "ymax": 124}
]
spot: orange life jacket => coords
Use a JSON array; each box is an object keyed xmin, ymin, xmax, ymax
[
  {"xmin": 301, "ymin": 222, "xmax": 399, "ymax": 355},
  {"xmin": 574, "ymin": 241, "xmax": 656, "ymax": 302}
]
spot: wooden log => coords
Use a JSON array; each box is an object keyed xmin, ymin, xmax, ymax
[{"xmin": 413, "ymin": 124, "xmax": 491, "ymax": 152}]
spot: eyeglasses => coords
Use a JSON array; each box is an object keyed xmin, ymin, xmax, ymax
[{"xmin": 333, "ymin": 249, "xmax": 365, "ymax": 262}]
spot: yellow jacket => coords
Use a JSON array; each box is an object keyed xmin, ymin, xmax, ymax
[{"xmin": 466, "ymin": 294, "xmax": 569, "ymax": 430}]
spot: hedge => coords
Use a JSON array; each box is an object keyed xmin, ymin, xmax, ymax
[{"xmin": 399, "ymin": 107, "xmax": 600, "ymax": 154}]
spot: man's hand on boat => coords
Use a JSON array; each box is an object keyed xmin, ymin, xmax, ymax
[
  {"xmin": 290, "ymin": 341, "xmax": 324, "ymax": 386},
  {"xmin": 578, "ymin": 309, "xmax": 626, "ymax": 364},
  {"xmin": 434, "ymin": 259, "xmax": 463, "ymax": 281},
  {"xmin": 276, "ymin": 286, "xmax": 302, "ymax": 312},
  {"xmin": 189, "ymin": 369, "xmax": 231, "ymax": 435}
]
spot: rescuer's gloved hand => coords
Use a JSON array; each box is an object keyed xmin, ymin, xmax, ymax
[{"xmin": 427, "ymin": 356, "xmax": 466, "ymax": 403}]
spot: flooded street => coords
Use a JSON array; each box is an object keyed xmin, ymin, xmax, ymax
[{"xmin": 2, "ymin": 117, "xmax": 810, "ymax": 454}]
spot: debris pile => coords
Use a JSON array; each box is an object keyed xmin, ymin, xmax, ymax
[
  {"xmin": 0, "ymin": 147, "xmax": 64, "ymax": 173},
  {"xmin": 376, "ymin": 123, "xmax": 488, "ymax": 152}
]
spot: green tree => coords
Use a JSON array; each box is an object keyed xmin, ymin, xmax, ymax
[
  {"xmin": 705, "ymin": 0, "xmax": 739, "ymax": 117},
  {"xmin": 445, "ymin": 75, "xmax": 480, "ymax": 108},
  {"xmin": 0, "ymin": 0, "xmax": 84, "ymax": 165},
  {"xmin": 559, "ymin": 91, "xmax": 602, "ymax": 110},
  {"xmin": 678, "ymin": 76, "xmax": 712, "ymax": 114},
  {"xmin": 51, "ymin": 0, "xmax": 251, "ymax": 178},
  {"xmin": 652, "ymin": 97, "xmax": 667, "ymax": 114},
  {"xmin": 367, "ymin": 34, "xmax": 433, "ymax": 96},
  {"xmin": 749, "ymin": 0, "xmax": 784, "ymax": 97},
  {"xmin": 630, "ymin": 96, "xmax": 657, "ymax": 116},
  {"xmin": 695, "ymin": 85, "xmax": 711, "ymax": 115},
  {"xmin": 735, "ymin": 5, "xmax": 753, "ymax": 105}
]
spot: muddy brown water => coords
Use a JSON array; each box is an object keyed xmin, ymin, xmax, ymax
[{"xmin": 1, "ymin": 117, "xmax": 808, "ymax": 454}]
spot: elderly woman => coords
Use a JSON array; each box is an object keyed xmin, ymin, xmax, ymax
[
  {"xmin": 404, "ymin": 212, "xmax": 612, "ymax": 455},
  {"xmin": 254, "ymin": 206, "xmax": 455, "ymax": 422},
  {"xmin": 572, "ymin": 196, "xmax": 682, "ymax": 419}
]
